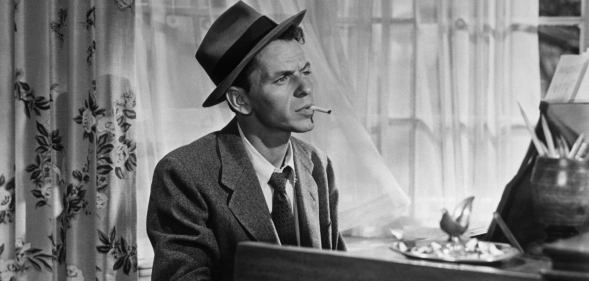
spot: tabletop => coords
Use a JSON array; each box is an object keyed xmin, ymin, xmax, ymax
[
  {"xmin": 345, "ymin": 236, "xmax": 550, "ymax": 280},
  {"xmin": 233, "ymin": 236, "xmax": 564, "ymax": 281}
]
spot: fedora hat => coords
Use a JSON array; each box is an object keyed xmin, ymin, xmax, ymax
[{"xmin": 196, "ymin": 1, "xmax": 306, "ymax": 107}]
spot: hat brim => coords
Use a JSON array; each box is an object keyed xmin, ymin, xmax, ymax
[{"xmin": 202, "ymin": 10, "xmax": 306, "ymax": 107}]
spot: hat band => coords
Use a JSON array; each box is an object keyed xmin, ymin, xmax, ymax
[{"xmin": 210, "ymin": 16, "xmax": 277, "ymax": 85}]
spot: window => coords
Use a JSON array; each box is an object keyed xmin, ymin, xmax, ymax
[
  {"xmin": 335, "ymin": 0, "xmax": 542, "ymax": 226},
  {"xmin": 539, "ymin": 0, "xmax": 587, "ymax": 96},
  {"xmin": 337, "ymin": 0, "xmax": 420, "ymax": 215}
]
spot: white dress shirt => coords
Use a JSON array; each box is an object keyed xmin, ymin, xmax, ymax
[{"xmin": 237, "ymin": 124, "xmax": 300, "ymax": 245}]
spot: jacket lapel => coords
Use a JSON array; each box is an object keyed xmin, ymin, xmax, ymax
[
  {"xmin": 292, "ymin": 139, "xmax": 321, "ymax": 248},
  {"xmin": 218, "ymin": 119, "xmax": 278, "ymax": 244}
]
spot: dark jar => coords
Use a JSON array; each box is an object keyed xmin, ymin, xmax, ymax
[{"xmin": 530, "ymin": 157, "xmax": 589, "ymax": 228}]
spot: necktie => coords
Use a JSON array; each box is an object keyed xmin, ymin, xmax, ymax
[{"xmin": 268, "ymin": 168, "xmax": 297, "ymax": 246}]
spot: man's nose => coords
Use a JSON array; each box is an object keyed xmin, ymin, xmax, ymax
[{"xmin": 294, "ymin": 75, "xmax": 312, "ymax": 98}]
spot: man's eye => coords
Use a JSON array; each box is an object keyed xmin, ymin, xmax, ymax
[
  {"xmin": 303, "ymin": 70, "xmax": 312, "ymax": 76},
  {"xmin": 276, "ymin": 76, "xmax": 288, "ymax": 83}
]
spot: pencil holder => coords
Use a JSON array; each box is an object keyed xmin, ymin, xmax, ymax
[{"xmin": 530, "ymin": 157, "xmax": 589, "ymax": 233}]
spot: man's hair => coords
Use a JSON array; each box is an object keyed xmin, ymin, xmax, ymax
[{"xmin": 231, "ymin": 25, "xmax": 305, "ymax": 93}]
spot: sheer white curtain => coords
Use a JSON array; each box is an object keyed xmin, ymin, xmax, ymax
[
  {"xmin": 134, "ymin": 0, "xmax": 541, "ymax": 262},
  {"xmin": 315, "ymin": 0, "xmax": 540, "ymax": 227},
  {"xmin": 410, "ymin": 0, "xmax": 541, "ymax": 226}
]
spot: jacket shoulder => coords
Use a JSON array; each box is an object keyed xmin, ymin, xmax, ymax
[
  {"xmin": 291, "ymin": 137, "xmax": 328, "ymax": 163},
  {"xmin": 160, "ymin": 132, "xmax": 219, "ymax": 165},
  {"xmin": 291, "ymin": 136, "xmax": 322, "ymax": 153}
]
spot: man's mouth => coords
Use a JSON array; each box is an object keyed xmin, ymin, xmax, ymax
[{"xmin": 295, "ymin": 104, "xmax": 313, "ymax": 112}]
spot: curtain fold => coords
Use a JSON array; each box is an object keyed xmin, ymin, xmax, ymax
[
  {"xmin": 410, "ymin": 0, "xmax": 541, "ymax": 226},
  {"xmin": 312, "ymin": 0, "xmax": 539, "ymax": 228},
  {"xmin": 0, "ymin": 0, "xmax": 138, "ymax": 280}
]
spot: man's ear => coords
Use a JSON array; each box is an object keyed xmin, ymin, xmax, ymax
[{"xmin": 226, "ymin": 86, "xmax": 252, "ymax": 115}]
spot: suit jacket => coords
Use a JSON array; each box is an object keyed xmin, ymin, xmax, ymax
[{"xmin": 147, "ymin": 118, "xmax": 346, "ymax": 281}]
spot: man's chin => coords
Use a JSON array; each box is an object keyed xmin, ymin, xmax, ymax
[{"xmin": 291, "ymin": 123, "xmax": 314, "ymax": 133}]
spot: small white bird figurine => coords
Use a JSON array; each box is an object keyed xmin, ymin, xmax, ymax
[{"xmin": 440, "ymin": 196, "xmax": 475, "ymax": 239}]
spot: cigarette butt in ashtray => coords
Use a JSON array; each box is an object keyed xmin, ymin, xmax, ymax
[{"xmin": 310, "ymin": 106, "xmax": 331, "ymax": 114}]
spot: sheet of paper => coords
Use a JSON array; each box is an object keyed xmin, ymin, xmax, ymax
[
  {"xmin": 544, "ymin": 54, "xmax": 589, "ymax": 102},
  {"xmin": 573, "ymin": 57, "xmax": 589, "ymax": 102}
]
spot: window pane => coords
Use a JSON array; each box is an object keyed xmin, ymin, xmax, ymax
[
  {"xmin": 388, "ymin": 24, "xmax": 414, "ymax": 118},
  {"xmin": 539, "ymin": 0, "xmax": 581, "ymax": 17},
  {"xmin": 373, "ymin": 0, "xmax": 381, "ymax": 17},
  {"xmin": 381, "ymin": 123, "xmax": 412, "ymax": 194},
  {"xmin": 538, "ymin": 25, "xmax": 580, "ymax": 96},
  {"xmin": 339, "ymin": 0, "xmax": 360, "ymax": 18},
  {"xmin": 392, "ymin": 0, "xmax": 414, "ymax": 19},
  {"xmin": 417, "ymin": 0, "xmax": 438, "ymax": 23}
]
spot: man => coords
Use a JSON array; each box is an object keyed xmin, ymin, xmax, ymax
[{"xmin": 147, "ymin": 2, "xmax": 346, "ymax": 280}]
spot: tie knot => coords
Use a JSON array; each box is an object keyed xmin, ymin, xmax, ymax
[{"xmin": 268, "ymin": 168, "xmax": 291, "ymax": 192}]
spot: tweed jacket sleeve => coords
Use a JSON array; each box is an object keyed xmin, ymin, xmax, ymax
[
  {"xmin": 295, "ymin": 137, "xmax": 346, "ymax": 251},
  {"xmin": 325, "ymin": 156, "xmax": 347, "ymax": 251},
  {"xmin": 147, "ymin": 155, "xmax": 219, "ymax": 281}
]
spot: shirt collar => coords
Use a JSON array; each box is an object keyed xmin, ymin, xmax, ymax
[{"xmin": 237, "ymin": 123, "xmax": 295, "ymax": 184}]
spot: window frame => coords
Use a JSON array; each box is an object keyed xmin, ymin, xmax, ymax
[{"xmin": 538, "ymin": 0, "xmax": 589, "ymax": 51}]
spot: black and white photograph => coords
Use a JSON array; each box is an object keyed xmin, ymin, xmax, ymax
[{"xmin": 0, "ymin": 0, "xmax": 588, "ymax": 280}]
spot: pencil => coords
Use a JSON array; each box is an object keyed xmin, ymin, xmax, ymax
[
  {"xmin": 557, "ymin": 137, "xmax": 566, "ymax": 158},
  {"xmin": 541, "ymin": 115, "xmax": 556, "ymax": 157},
  {"xmin": 575, "ymin": 142, "xmax": 588, "ymax": 160},
  {"xmin": 517, "ymin": 103, "xmax": 547, "ymax": 156},
  {"xmin": 493, "ymin": 212, "xmax": 524, "ymax": 253},
  {"xmin": 560, "ymin": 135, "xmax": 570, "ymax": 156},
  {"xmin": 568, "ymin": 133, "xmax": 585, "ymax": 159}
]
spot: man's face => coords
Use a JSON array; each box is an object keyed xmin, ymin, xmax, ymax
[{"xmin": 246, "ymin": 39, "xmax": 314, "ymax": 133}]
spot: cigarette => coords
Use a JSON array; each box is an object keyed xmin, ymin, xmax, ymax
[{"xmin": 309, "ymin": 106, "xmax": 331, "ymax": 114}]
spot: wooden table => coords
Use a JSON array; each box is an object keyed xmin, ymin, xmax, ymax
[{"xmin": 234, "ymin": 237, "xmax": 555, "ymax": 281}]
